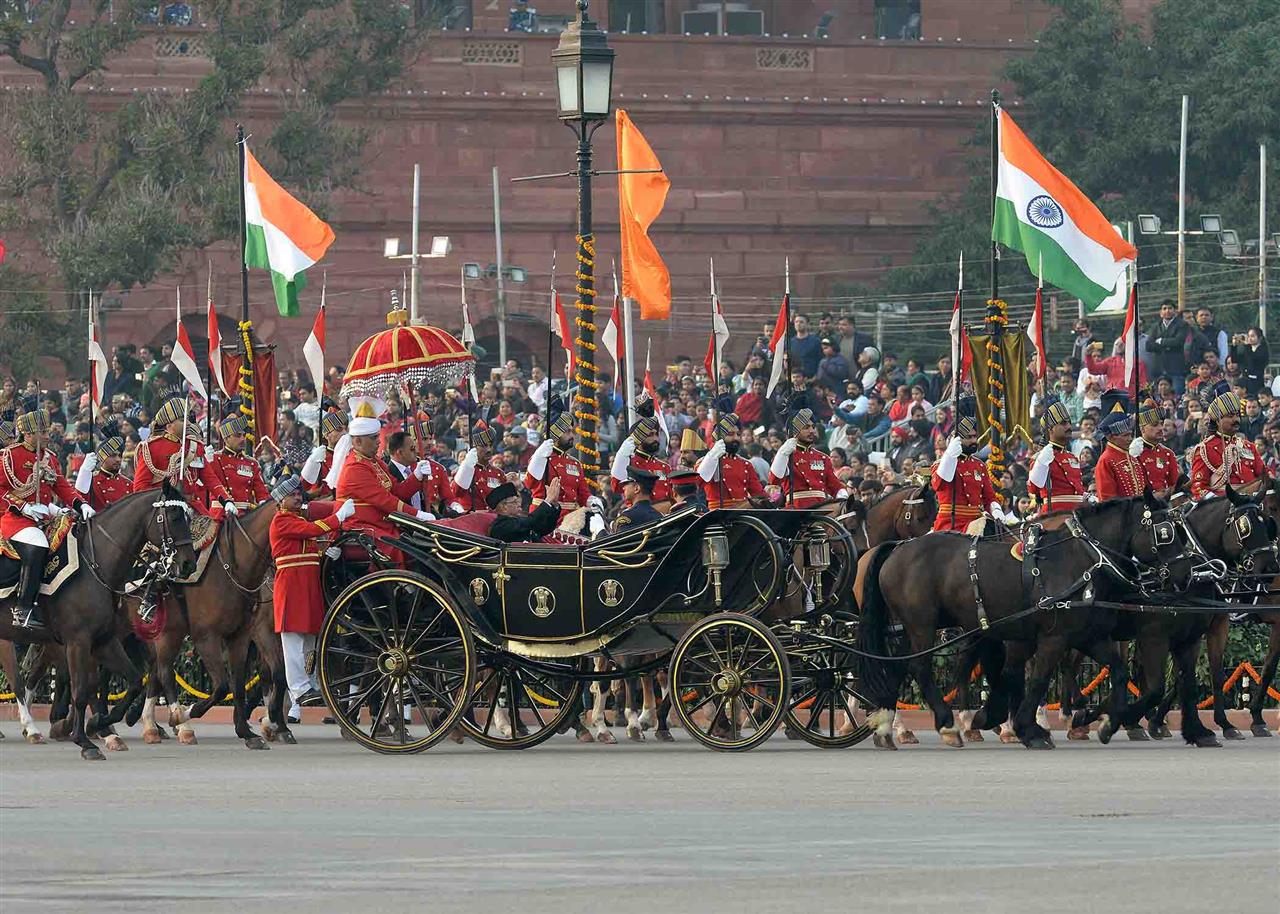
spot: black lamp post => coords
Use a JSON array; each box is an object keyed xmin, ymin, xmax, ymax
[{"xmin": 552, "ymin": 0, "xmax": 614, "ymax": 478}]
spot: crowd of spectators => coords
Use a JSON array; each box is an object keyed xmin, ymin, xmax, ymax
[{"xmin": 2, "ymin": 300, "xmax": 1275, "ymax": 520}]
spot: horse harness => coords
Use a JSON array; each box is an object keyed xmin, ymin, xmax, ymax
[{"xmin": 81, "ymin": 497, "xmax": 195, "ymax": 597}]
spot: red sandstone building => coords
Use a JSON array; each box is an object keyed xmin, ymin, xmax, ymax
[{"xmin": 0, "ymin": 0, "xmax": 1155, "ymax": 377}]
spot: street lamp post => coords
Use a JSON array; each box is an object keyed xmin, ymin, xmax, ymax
[{"xmin": 552, "ymin": 0, "xmax": 614, "ymax": 480}]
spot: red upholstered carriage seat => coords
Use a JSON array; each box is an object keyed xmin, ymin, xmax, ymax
[{"xmin": 434, "ymin": 511, "xmax": 498, "ymax": 538}]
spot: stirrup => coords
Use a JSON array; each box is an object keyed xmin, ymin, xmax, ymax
[
  {"xmin": 11, "ymin": 606, "xmax": 45, "ymax": 630},
  {"xmin": 136, "ymin": 597, "xmax": 156, "ymax": 625}
]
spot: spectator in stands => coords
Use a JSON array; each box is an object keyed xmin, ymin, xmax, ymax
[
  {"xmin": 850, "ymin": 394, "xmax": 891, "ymax": 440},
  {"xmin": 836, "ymin": 314, "xmax": 873, "ymax": 369},
  {"xmin": 1242, "ymin": 397, "xmax": 1266, "ymax": 440},
  {"xmin": 815, "ymin": 337, "xmax": 849, "ymax": 390},
  {"xmin": 927, "ymin": 355, "xmax": 952, "ymax": 405},
  {"xmin": 103, "ymin": 352, "xmax": 141, "ymax": 403},
  {"xmin": 1084, "ymin": 337, "xmax": 1148, "ymax": 391},
  {"xmin": 904, "ymin": 358, "xmax": 930, "ymax": 392},
  {"xmin": 1194, "ymin": 306, "xmax": 1229, "ymax": 363},
  {"xmin": 1231, "ymin": 326, "xmax": 1270, "ymax": 396},
  {"xmin": 1070, "ymin": 319, "xmax": 1095, "ymax": 365},
  {"xmin": 787, "ymin": 313, "xmax": 822, "ymax": 378},
  {"xmin": 1146, "ymin": 299, "xmax": 1194, "ymax": 393},
  {"xmin": 880, "ymin": 352, "xmax": 905, "ymax": 389},
  {"xmin": 887, "ymin": 385, "xmax": 913, "ymax": 422}
]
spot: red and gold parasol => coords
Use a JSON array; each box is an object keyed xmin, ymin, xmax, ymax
[{"xmin": 341, "ymin": 307, "xmax": 475, "ymax": 400}]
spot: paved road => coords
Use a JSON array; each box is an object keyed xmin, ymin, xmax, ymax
[{"xmin": 1, "ymin": 724, "xmax": 1277, "ymax": 913}]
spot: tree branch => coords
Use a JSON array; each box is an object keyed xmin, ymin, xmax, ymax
[
  {"xmin": 3, "ymin": 37, "xmax": 57, "ymax": 85},
  {"xmin": 76, "ymin": 138, "xmax": 134, "ymax": 227}
]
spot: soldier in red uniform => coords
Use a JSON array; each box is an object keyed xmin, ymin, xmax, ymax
[
  {"xmin": 1189, "ymin": 386, "xmax": 1269, "ymax": 499},
  {"xmin": 73, "ymin": 432, "xmax": 133, "ymax": 510},
  {"xmin": 209, "ymin": 415, "xmax": 269, "ymax": 512},
  {"xmin": 268, "ymin": 475, "xmax": 356, "ymax": 719},
  {"xmin": 1094, "ymin": 411, "xmax": 1149, "ymax": 501},
  {"xmin": 409, "ymin": 419, "xmax": 462, "ymax": 516},
  {"xmin": 769, "ymin": 409, "xmax": 848, "ymax": 507},
  {"xmin": 302, "ymin": 410, "xmax": 348, "ymax": 499},
  {"xmin": 0, "ymin": 405, "xmax": 91, "ymax": 628},
  {"xmin": 0, "ymin": 414, "xmax": 14, "ymax": 449},
  {"xmin": 334, "ymin": 403, "xmax": 434, "ymax": 562},
  {"xmin": 525, "ymin": 413, "xmax": 600, "ymax": 521},
  {"xmin": 1130, "ymin": 400, "xmax": 1179, "ymax": 499},
  {"xmin": 1028, "ymin": 399, "xmax": 1087, "ymax": 514},
  {"xmin": 696, "ymin": 414, "xmax": 764, "ymax": 509},
  {"xmin": 452, "ymin": 427, "xmax": 506, "ymax": 512},
  {"xmin": 611, "ymin": 416, "xmax": 673, "ymax": 509},
  {"xmin": 133, "ymin": 397, "xmax": 233, "ymax": 515},
  {"xmin": 930, "ymin": 415, "xmax": 1004, "ymax": 532}
]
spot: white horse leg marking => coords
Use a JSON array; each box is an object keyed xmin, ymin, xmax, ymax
[
  {"xmin": 17, "ymin": 692, "xmax": 44, "ymax": 744},
  {"xmin": 141, "ymin": 697, "xmax": 162, "ymax": 743}
]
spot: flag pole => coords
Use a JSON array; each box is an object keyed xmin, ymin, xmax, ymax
[
  {"xmin": 611, "ymin": 260, "xmax": 625, "ymax": 421},
  {"xmin": 235, "ymin": 124, "xmax": 257, "ymax": 447},
  {"xmin": 783, "ymin": 257, "xmax": 793, "ymax": 507},
  {"xmin": 546, "ymin": 251, "xmax": 557, "ymax": 439},
  {"xmin": 462, "ymin": 266, "xmax": 476, "ymax": 453},
  {"xmin": 621, "ymin": 275, "xmax": 637, "ymax": 430},
  {"xmin": 87, "ymin": 290, "xmax": 96, "ymax": 448},
  {"xmin": 709, "ymin": 257, "xmax": 721, "ymax": 410},
  {"xmin": 237, "ymin": 125, "xmax": 250, "ymax": 325},
  {"xmin": 205, "ymin": 260, "xmax": 215, "ymax": 444},
  {"xmin": 989, "ymin": 90, "xmax": 1000, "ymax": 305},
  {"xmin": 986, "ymin": 89, "xmax": 1006, "ymax": 485},
  {"xmin": 316, "ymin": 273, "xmax": 327, "ymax": 442}
]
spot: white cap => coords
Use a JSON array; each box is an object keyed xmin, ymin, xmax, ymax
[{"xmin": 349, "ymin": 416, "xmax": 381, "ymax": 437}]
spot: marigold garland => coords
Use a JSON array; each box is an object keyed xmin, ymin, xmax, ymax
[
  {"xmin": 983, "ymin": 299, "xmax": 1008, "ymax": 483},
  {"xmin": 572, "ymin": 234, "xmax": 601, "ymax": 487},
  {"xmin": 237, "ymin": 320, "xmax": 257, "ymax": 445}
]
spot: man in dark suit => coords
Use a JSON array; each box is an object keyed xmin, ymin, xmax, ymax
[
  {"xmin": 488, "ymin": 479, "xmax": 561, "ymax": 543},
  {"xmin": 612, "ymin": 467, "xmax": 663, "ymax": 531}
]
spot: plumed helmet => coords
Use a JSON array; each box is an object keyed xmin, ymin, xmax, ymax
[
  {"xmin": 217, "ymin": 415, "xmax": 248, "ymax": 440},
  {"xmin": 320, "ymin": 410, "xmax": 349, "ymax": 437},
  {"xmin": 712, "ymin": 413, "xmax": 740, "ymax": 440},
  {"xmin": 789, "ymin": 408, "xmax": 816, "ymax": 434}
]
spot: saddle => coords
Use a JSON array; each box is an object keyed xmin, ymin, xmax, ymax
[{"xmin": 0, "ymin": 514, "xmax": 81, "ymax": 599}]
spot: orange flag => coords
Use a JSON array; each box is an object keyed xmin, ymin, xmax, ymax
[{"xmin": 616, "ymin": 109, "xmax": 671, "ymax": 319}]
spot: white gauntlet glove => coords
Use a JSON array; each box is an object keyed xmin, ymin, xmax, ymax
[
  {"xmin": 586, "ymin": 495, "xmax": 604, "ymax": 512},
  {"xmin": 769, "ymin": 438, "xmax": 800, "ymax": 479},
  {"xmin": 937, "ymin": 436, "xmax": 963, "ymax": 482},
  {"xmin": 415, "ymin": 510, "xmax": 437, "ymax": 522},
  {"xmin": 697, "ymin": 439, "xmax": 726, "ymax": 482},
  {"xmin": 74, "ymin": 453, "xmax": 98, "ymax": 495},
  {"xmin": 79, "ymin": 503, "xmax": 96, "ymax": 521},
  {"xmin": 588, "ymin": 513, "xmax": 606, "ymax": 537},
  {"xmin": 1028, "ymin": 443, "xmax": 1056, "ymax": 488},
  {"xmin": 335, "ymin": 499, "xmax": 356, "ymax": 522},
  {"xmin": 527, "ymin": 439, "xmax": 556, "ymax": 481},
  {"xmin": 301, "ymin": 446, "xmax": 327, "ymax": 484},
  {"xmin": 454, "ymin": 448, "xmax": 479, "ymax": 490},
  {"xmin": 988, "ymin": 501, "xmax": 1006, "ymax": 523},
  {"xmin": 1128, "ymin": 437, "xmax": 1145, "ymax": 458},
  {"xmin": 224, "ymin": 502, "xmax": 240, "ymax": 516},
  {"xmin": 324, "ymin": 546, "xmax": 342, "ymax": 560},
  {"xmin": 413, "ymin": 459, "xmax": 433, "ymax": 480},
  {"xmin": 21, "ymin": 503, "xmax": 48, "ymax": 521},
  {"xmin": 610, "ymin": 437, "xmax": 637, "ymax": 483}
]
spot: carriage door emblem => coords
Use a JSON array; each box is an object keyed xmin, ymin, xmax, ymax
[
  {"xmin": 529, "ymin": 586, "xmax": 556, "ymax": 618},
  {"xmin": 469, "ymin": 577, "xmax": 490, "ymax": 604},
  {"xmin": 598, "ymin": 579, "xmax": 624, "ymax": 607}
]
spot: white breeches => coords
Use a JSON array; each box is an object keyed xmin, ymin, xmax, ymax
[{"xmin": 11, "ymin": 526, "xmax": 49, "ymax": 548}]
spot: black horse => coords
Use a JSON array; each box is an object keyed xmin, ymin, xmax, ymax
[{"xmin": 854, "ymin": 494, "xmax": 1192, "ymax": 749}]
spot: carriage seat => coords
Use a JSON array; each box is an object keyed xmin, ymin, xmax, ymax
[{"xmin": 434, "ymin": 511, "xmax": 498, "ymax": 538}]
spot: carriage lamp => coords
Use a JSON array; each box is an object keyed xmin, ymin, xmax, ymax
[
  {"xmin": 702, "ymin": 526, "xmax": 731, "ymax": 606},
  {"xmin": 804, "ymin": 529, "xmax": 832, "ymax": 605}
]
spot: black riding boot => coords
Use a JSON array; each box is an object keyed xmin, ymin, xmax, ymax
[{"xmin": 10, "ymin": 542, "xmax": 49, "ymax": 629}]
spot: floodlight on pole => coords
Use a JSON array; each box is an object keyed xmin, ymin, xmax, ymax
[
  {"xmin": 1138, "ymin": 214, "xmax": 1162, "ymax": 235},
  {"xmin": 1199, "ymin": 214, "xmax": 1223, "ymax": 234}
]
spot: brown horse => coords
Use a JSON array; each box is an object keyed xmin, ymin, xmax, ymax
[
  {"xmin": 0, "ymin": 484, "xmax": 197, "ymax": 759},
  {"xmin": 843, "ymin": 484, "xmax": 937, "ymax": 550},
  {"xmin": 0, "ymin": 639, "xmax": 44, "ymax": 743},
  {"xmin": 135, "ymin": 501, "xmax": 278, "ymax": 749}
]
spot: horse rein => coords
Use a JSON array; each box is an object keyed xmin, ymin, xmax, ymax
[
  {"xmin": 80, "ymin": 498, "xmax": 194, "ymax": 597},
  {"xmin": 216, "ymin": 510, "xmax": 272, "ymax": 597}
]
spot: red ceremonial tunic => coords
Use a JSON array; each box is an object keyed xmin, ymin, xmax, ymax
[
  {"xmin": 271, "ymin": 507, "xmax": 340, "ymax": 634},
  {"xmin": 1027, "ymin": 444, "xmax": 1087, "ymax": 515},
  {"xmin": 334, "ymin": 450, "xmax": 421, "ymax": 559},
  {"xmin": 525, "ymin": 448, "xmax": 592, "ymax": 520},
  {"xmin": 769, "ymin": 445, "xmax": 843, "ymax": 508},
  {"xmin": 209, "ymin": 449, "xmax": 269, "ymax": 507},
  {"xmin": 610, "ymin": 450, "xmax": 673, "ymax": 506},
  {"xmin": 455, "ymin": 462, "xmax": 506, "ymax": 513},
  {"xmin": 417, "ymin": 458, "xmax": 457, "ymax": 515},
  {"xmin": 931, "ymin": 454, "xmax": 997, "ymax": 532},
  {"xmin": 304, "ymin": 448, "xmax": 335, "ymax": 500},
  {"xmin": 1095, "ymin": 442, "xmax": 1149, "ymax": 501},
  {"xmin": 87, "ymin": 471, "xmax": 133, "ymax": 510},
  {"xmin": 1136, "ymin": 441, "xmax": 1179, "ymax": 492},
  {"xmin": 701, "ymin": 454, "xmax": 765, "ymax": 509},
  {"xmin": 1188, "ymin": 433, "xmax": 1268, "ymax": 499},
  {"xmin": 132, "ymin": 434, "xmax": 231, "ymax": 514},
  {"xmin": 0, "ymin": 444, "xmax": 80, "ymax": 539}
]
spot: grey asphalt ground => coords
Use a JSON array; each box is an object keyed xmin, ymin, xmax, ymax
[{"xmin": 1, "ymin": 724, "xmax": 1278, "ymax": 914}]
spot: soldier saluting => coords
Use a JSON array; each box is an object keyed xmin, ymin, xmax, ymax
[
  {"xmin": 768, "ymin": 408, "xmax": 848, "ymax": 506},
  {"xmin": 930, "ymin": 414, "xmax": 1005, "ymax": 532},
  {"xmin": 1129, "ymin": 400, "xmax": 1179, "ymax": 499},
  {"xmin": 695, "ymin": 414, "xmax": 764, "ymax": 509}
]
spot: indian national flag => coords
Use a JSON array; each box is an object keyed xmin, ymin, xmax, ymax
[
  {"xmin": 992, "ymin": 108, "xmax": 1136, "ymax": 312},
  {"xmin": 243, "ymin": 143, "xmax": 335, "ymax": 317}
]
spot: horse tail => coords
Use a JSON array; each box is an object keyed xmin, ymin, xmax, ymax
[{"xmin": 854, "ymin": 542, "xmax": 903, "ymax": 711}]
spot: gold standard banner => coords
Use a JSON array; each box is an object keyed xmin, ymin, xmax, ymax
[{"xmin": 966, "ymin": 329, "xmax": 1032, "ymax": 445}]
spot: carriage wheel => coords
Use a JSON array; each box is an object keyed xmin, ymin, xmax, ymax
[
  {"xmin": 321, "ymin": 532, "xmax": 395, "ymax": 607},
  {"xmin": 781, "ymin": 620, "xmax": 873, "ymax": 748},
  {"xmin": 458, "ymin": 655, "xmax": 585, "ymax": 750},
  {"xmin": 670, "ymin": 613, "xmax": 791, "ymax": 751},
  {"xmin": 319, "ymin": 571, "xmax": 476, "ymax": 754}
]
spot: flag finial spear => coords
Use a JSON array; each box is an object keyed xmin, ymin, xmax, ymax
[
  {"xmin": 207, "ymin": 259, "xmax": 213, "ymax": 302},
  {"xmin": 320, "ymin": 271, "xmax": 327, "ymax": 308},
  {"xmin": 1037, "ymin": 252, "xmax": 1043, "ymax": 289},
  {"xmin": 958, "ymin": 250, "xmax": 964, "ymax": 292},
  {"xmin": 460, "ymin": 265, "xmax": 466, "ymax": 304},
  {"xmin": 612, "ymin": 257, "xmax": 619, "ymax": 296},
  {"xmin": 784, "ymin": 256, "xmax": 791, "ymax": 295},
  {"xmin": 710, "ymin": 256, "xmax": 717, "ymax": 296}
]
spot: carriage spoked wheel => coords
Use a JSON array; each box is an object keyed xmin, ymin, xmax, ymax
[
  {"xmin": 670, "ymin": 613, "xmax": 791, "ymax": 752},
  {"xmin": 320, "ymin": 531, "xmax": 396, "ymax": 606},
  {"xmin": 318, "ymin": 571, "xmax": 476, "ymax": 754},
  {"xmin": 459, "ymin": 655, "xmax": 585, "ymax": 750},
  {"xmin": 781, "ymin": 618, "xmax": 873, "ymax": 748}
]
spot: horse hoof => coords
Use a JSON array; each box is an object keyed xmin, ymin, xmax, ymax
[
  {"xmin": 940, "ymin": 730, "xmax": 964, "ymax": 748},
  {"xmin": 1250, "ymin": 724, "xmax": 1273, "ymax": 738},
  {"xmin": 177, "ymin": 729, "xmax": 198, "ymax": 745},
  {"xmin": 448, "ymin": 728, "xmax": 465, "ymax": 745},
  {"xmin": 783, "ymin": 725, "xmax": 802, "ymax": 741},
  {"xmin": 81, "ymin": 745, "xmax": 106, "ymax": 761},
  {"xmin": 872, "ymin": 733, "xmax": 897, "ymax": 750},
  {"xmin": 104, "ymin": 734, "xmax": 128, "ymax": 752},
  {"xmin": 245, "ymin": 736, "xmax": 269, "ymax": 750},
  {"xmin": 48, "ymin": 720, "xmax": 71, "ymax": 741},
  {"xmin": 654, "ymin": 729, "xmax": 674, "ymax": 743},
  {"xmin": 280, "ymin": 730, "xmax": 298, "ymax": 745},
  {"xmin": 576, "ymin": 729, "xmax": 595, "ymax": 743},
  {"xmin": 596, "ymin": 730, "xmax": 617, "ymax": 745},
  {"xmin": 1066, "ymin": 726, "xmax": 1091, "ymax": 741},
  {"xmin": 142, "ymin": 728, "xmax": 163, "ymax": 745},
  {"xmin": 626, "ymin": 726, "xmax": 644, "ymax": 742},
  {"xmin": 1024, "ymin": 736, "xmax": 1054, "ymax": 750},
  {"xmin": 156, "ymin": 727, "xmax": 170, "ymax": 740},
  {"xmin": 896, "ymin": 730, "xmax": 919, "ymax": 745},
  {"xmin": 1098, "ymin": 725, "xmax": 1117, "ymax": 745},
  {"xmin": 24, "ymin": 731, "xmax": 46, "ymax": 745},
  {"xmin": 261, "ymin": 726, "xmax": 279, "ymax": 743},
  {"xmin": 1191, "ymin": 734, "xmax": 1222, "ymax": 748},
  {"xmin": 998, "ymin": 729, "xmax": 1019, "ymax": 744},
  {"xmin": 1148, "ymin": 725, "xmax": 1169, "ymax": 740},
  {"xmin": 1125, "ymin": 727, "xmax": 1150, "ymax": 742},
  {"xmin": 963, "ymin": 729, "xmax": 984, "ymax": 742},
  {"xmin": 1221, "ymin": 727, "xmax": 1246, "ymax": 741}
]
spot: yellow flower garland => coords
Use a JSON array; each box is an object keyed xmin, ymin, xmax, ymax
[
  {"xmin": 237, "ymin": 320, "xmax": 257, "ymax": 445},
  {"xmin": 572, "ymin": 234, "xmax": 601, "ymax": 485},
  {"xmin": 984, "ymin": 299, "xmax": 1008, "ymax": 482}
]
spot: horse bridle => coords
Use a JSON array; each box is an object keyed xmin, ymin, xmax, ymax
[
  {"xmin": 82, "ymin": 497, "xmax": 194, "ymax": 595},
  {"xmin": 1175, "ymin": 500, "xmax": 1278, "ymax": 593},
  {"xmin": 216, "ymin": 510, "xmax": 273, "ymax": 596}
]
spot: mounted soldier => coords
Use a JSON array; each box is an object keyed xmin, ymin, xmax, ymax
[
  {"xmin": 768, "ymin": 408, "xmax": 847, "ymax": 507},
  {"xmin": 1130, "ymin": 399, "xmax": 1179, "ymax": 499},
  {"xmin": 1094, "ymin": 411, "xmax": 1148, "ymax": 501},
  {"xmin": 72, "ymin": 426, "xmax": 132, "ymax": 510},
  {"xmin": 695, "ymin": 413, "xmax": 764, "ymax": 509},
  {"xmin": 526, "ymin": 412, "xmax": 600, "ymax": 521},
  {"xmin": 452, "ymin": 426, "xmax": 506, "ymax": 513},
  {"xmin": 1188, "ymin": 384, "xmax": 1269, "ymax": 499},
  {"xmin": 611, "ymin": 415, "xmax": 672, "ymax": 510},
  {"xmin": 301, "ymin": 410, "xmax": 348, "ymax": 500},
  {"xmin": 209, "ymin": 415, "xmax": 269, "ymax": 511},
  {"xmin": 1027, "ymin": 398, "xmax": 1086, "ymax": 514},
  {"xmin": 132, "ymin": 395, "xmax": 233, "ymax": 516},
  {"xmin": 930, "ymin": 414, "xmax": 1004, "ymax": 532},
  {"xmin": 0, "ymin": 402, "xmax": 93, "ymax": 628}
]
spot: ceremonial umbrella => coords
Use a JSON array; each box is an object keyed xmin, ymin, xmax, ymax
[{"xmin": 341, "ymin": 307, "xmax": 476, "ymax": 401}]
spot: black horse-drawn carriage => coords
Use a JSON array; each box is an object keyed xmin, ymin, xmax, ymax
[{"xmin": 316, "ymin": 505, "xmax": 863, "ymax": 753}]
